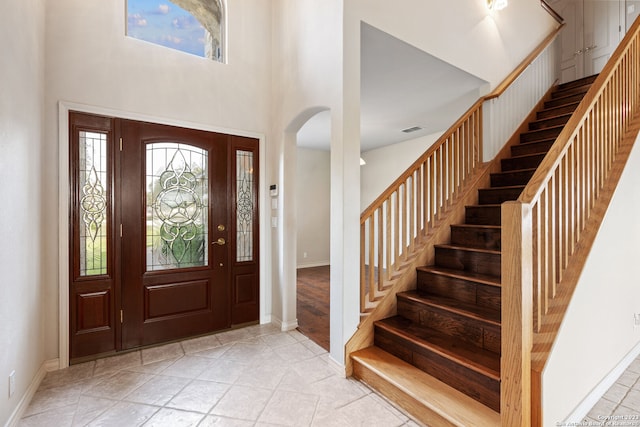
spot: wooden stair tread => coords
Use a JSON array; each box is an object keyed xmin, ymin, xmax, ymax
[
  {"xmin": 435, "ymin": 243, "xmax": 500, "ymax": 256},
  {"xmin": 481, "ymin": 184, "xmax": 525, "ymax": 191},
  {"xmin": 451, "ymin": 224, "xmax": 501, "ymax": 230},
  {"xmin": 557, "ymin": 73, "xmax": 598, "ymax": 90},
  {"xmin": 376, "ymin": 316, "xmax": 501, "ymax": 380},
  {"xmin": 417, "ymin": 265, "xmax": 501, "ymax": 288},
  {"xmin": 399, "ymin": 291, "xmax": 501, "ymax": 326},
  {"xmin": 351, "ymin": 346, "xmax": 501, "ymax": 427}
]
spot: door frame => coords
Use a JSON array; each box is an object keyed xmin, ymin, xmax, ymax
[{"xmin": 58, "ymin": 101, "xmax": 270, "ymax": 368}]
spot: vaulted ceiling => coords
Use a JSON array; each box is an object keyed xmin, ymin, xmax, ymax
[{"xmin": 297, "ymin": 23, "xmax": 489, "ymax": 152}]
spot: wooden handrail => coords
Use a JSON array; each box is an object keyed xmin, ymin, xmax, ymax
[
  {"xmin": 486, "ymin": 25, "xmax": 564, "ymax": 100},
  {"xmin": 541, "ymin": 0, "xmax": 564, "ymax": 25},
  {"xmin": 358, "ymin": 26, "xmax": 564, "ymax": 315},
  {"xmin": 501, "ymin": 14, "xmax": 640, "ymax": 425}
]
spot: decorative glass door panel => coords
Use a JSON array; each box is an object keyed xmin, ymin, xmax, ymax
[
  {"xmin": 146, "ymin": 143, "xmax": 209, "ymax": 271},
  {"xmin": 69, "ymin": 112, "xmax": 116, "ymax": 361},
  {"xmin": 79, "ymin": 131, "xmax": 109, "ymax": 276},
  {"xmin": 70, "ymin": 113, "xmax": 260, "ymax": 362}
]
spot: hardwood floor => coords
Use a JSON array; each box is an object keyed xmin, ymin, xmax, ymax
[{"xmin": 296, "ymin": 266, "xmax": 330, "ymax": 351}]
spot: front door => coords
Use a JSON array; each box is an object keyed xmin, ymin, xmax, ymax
[{"xmin": 69, "ymin": 112, "xmax": 259, "ymax": 362}]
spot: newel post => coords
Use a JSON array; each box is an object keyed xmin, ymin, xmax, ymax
[{"xmin": 501, "ymin": 201, "xmax": 533, "ymax": 426}]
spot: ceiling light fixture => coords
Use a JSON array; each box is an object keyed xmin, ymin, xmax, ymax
[{"xmin": 487, "ymin": 0, "xmax": 508, "ymax": 11}]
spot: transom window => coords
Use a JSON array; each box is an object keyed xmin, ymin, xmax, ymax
[{"xmin": 126, "ymin": 0, "xmax": 224, "ymax": 61}]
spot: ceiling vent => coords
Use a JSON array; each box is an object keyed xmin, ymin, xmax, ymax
[{"xmin": 401, "ymin": 126, "xmax": 423, "ymax": 134}]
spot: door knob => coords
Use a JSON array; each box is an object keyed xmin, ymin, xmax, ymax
[{"xmin": 212, "ymin": 237, "xmax": 226, "ymax": 246}]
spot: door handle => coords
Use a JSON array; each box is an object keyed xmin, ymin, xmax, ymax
[
  {"xmin": 584, "ymin": 45, "xmax": 597, "ymax": 53},
  {"xmin": 574, "ymin": 48, "xmax": 584, "ymax": 57},
  {"xmin": 212, "ymin": 237, "xmax": 226, "ymax": 246}
]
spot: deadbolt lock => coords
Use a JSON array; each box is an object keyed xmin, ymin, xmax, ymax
[{"xmin": 217, "ymin": 224, "xmax": 226, "ymax": 231}]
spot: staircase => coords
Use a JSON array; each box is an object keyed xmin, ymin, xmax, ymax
[{"xmin": 351, "ymin": 75, "xmax": 598, "ymax": 425}]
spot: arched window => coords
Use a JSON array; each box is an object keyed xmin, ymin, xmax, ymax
[{"xmin": 127, "ymin": 0, "xmax": 224, "ymax": 62}]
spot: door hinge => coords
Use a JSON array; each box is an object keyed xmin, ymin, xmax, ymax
[
  {"xmin": 119, "ymin": 137, "xmax": 123, "ymax": 151},
  {"xmin": 120, "ymin": 224, "xmax": 123, "ymax": 237},
  {"xmin": 120, "ymin": 310, "xmax": 123, "ymax": 323}
]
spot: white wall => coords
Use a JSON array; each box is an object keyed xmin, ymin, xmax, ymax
[
  {"xmin": 346, "ymin": 0, "xmax": 559, "ymax": 93},
  {"xmin": 270, "ymin": 0, "xmax": 348, "ymax": 363},
  {"xmin": 542, "ymin": 133, "xmax": 640, "ymax": 425},
  {"xmin": 45, "ymin": 0, "xmax": 273, "ymax": 361},
  {"xmin": 360, "ymin": 132, "xmax": 442, "ymax": 212},
  {"xmin": 296, "ymin": 148, "xmax": 330, "ymax": 268},
  {"xmin": 0, "ymin": 0, "xmax": 46, "ymax": 424}
]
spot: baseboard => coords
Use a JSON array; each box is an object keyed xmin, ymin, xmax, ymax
[
  {"xmin": 296, "ymin": 261, "xmax": 330, "ymax": 269},
  {"xmin": 564, "ymin": 340, "xmax": 640, "ymax": 424},
  {"xmin": 4, "ymin": 358, "xmax": 58, "ymax": 427},
  {"xmin": 327, "ymin": 353, "xmax": 346, "ymax": 378},
  {"xmin": 271, "ymin": 316, "xmax": 299, "ymax": 332}
]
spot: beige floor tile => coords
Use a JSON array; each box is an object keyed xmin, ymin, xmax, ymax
[
  {"xmin": 258, "ymin": 389, "xmax": 319, "ymax": 426},
  {"xmin": 333, "ymin": 394, "xmax": 406, "ymax": 427},
  {"xmin": 71, "ymin": 395, "xmax": 118, "ymax": 427},
  {"xmin": 627, "ymin": 357, "xmax": 640, "ymax": 375},
  {"xmin": 273, "ymin": 341, "xmax": 317, "ymax": 363},
  {"xmin": 197, "ymin": 415, "xmax": 255, "ymax": 426},
  {"xmin": 222, "ymin": 341, "xmax": 274, "ymax": 364},
  {"xmin": 190, "ymin": 343, "xmax": 233, "ymax": 360},
  {"xmin": 85, "ymin": 371, "xmax": 154, "ymax": 400},
  {"xmin": 161, "ymin": 355, "xmax": 214, "ymax": 379},
  {"xmin": 259, "ymin": 331, "xmax": 299, "ymax": 349},
  {"xmin": 210, "ymin": 384, "xmax": 273, "ymax": 421},
  {"xmin": 123, "ymin": 374, "xmax": 191, "ymax": 406},
  {"xmin": 604, "ymin": 382, "xmax": 631, "ymax": 404},
  {"xmin": 141, "ymin": 342, "xmax": 185, "ymax": 365},
  {"xmin": 587, "ymin": 397, "xmax": 618, "ymax": 419},
  {"xmin": 308, "ymin": 375, "xmax": 370, "ymax": 409},
  {"xmin": 24, "ymin": 383, "xmax": 84, "ymax": 417},
  {"xmin": 93, "ymin": 351, "xmax": 142, "ymax": 377},
  {"xmin": 38, "ymin": 361, "xmax": 95, "ymax": 390},
  {"xmin": 620, "ymin": 389, "xmax": 640, "ymax": 411},
  {"xmin": 235, "ymin": 360, "xmax": 288, "ymax": 390},
  {"xmin": 197, "ymin": 358, "xmax": 249, "ymax": 384},
  {"xmin": 617, "ymin": 369, "xmax": 640, "ymax": 388},
  {"xmin": 181, "ymin": 334, "xmax": 223, "ymax": 354},
  {"xmin": 291, "ymin": 355, "xmax": 338, "ymax": 384},
  {"xmin": 166, "ymin": 379, "xmax": 230, "ymax": 413},
  {"xmin": 145, "ymin": 407, "xmax": 205, "ymax": 427},
  {"xmin": 216, "ymin": 328, "xmax": 260, "ymax": 345},
  {"xmin": 85, "ymin": 401, "xmax": 158, "ymax": 426},
  {"xmin": 126, "ymin": 357, "xmax": 180, "ymax": 375},
  {"xmin": 18, "ymin": 404, "xmax": 76, "ymax": 427}
]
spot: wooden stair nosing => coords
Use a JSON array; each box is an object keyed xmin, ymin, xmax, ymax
[
  {"xmin": 434, "ymin": 243, "xmax": 501, "ymax": 256},
  {"xmin": 528, "ymin": 113, "xmax": 572, "ymax": 130},
  {"xmin": 536, "ymin": 102, "xmax": 581, "ymax": 119},
  {"xmin": 417, "ymin": 265, "xmax": 502, "ymax": 288},
  {"xmin": 398, "ymin": 291, "xmax": 501, "ymax": 326},
  {"xmin": 375, "ymin": 316, "xmax": 501, "ymax": 380},
  {"xmin": 557, "ymin": 74, "xmax": 598, "ymax": 91},
  {"xmin": 351, "ymin": 347, "xmax": 501, "ymax": 427}
]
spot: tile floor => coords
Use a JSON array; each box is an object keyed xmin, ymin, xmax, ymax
[
  {"xmin": 585, "ymin": 355, "xmax": 640, "ymax": 424},
  {"xmin": 18, "ymin": 324, "xmax": 421, "ymax": 427}
]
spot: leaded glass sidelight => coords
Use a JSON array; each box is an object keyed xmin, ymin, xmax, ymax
[
  {"xmin": 79, "ymin": 131, "xmax": 109, "ymax": 276},
  {"xmin": 236, "ymin": 150, "xmax": 254, "ymax": 262},
  {"xmin": 147, "ymin": 143, "xmax": 208, "ymax": 271}
]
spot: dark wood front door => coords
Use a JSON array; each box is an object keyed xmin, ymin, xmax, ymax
[{"xmin": 69, "ymin": 112, "xmax": 259, "ymax": 362}]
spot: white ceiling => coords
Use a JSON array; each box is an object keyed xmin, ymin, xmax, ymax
[{"xmin": 297, "ymin": 23, "xmax": 489, "ymax": 152}]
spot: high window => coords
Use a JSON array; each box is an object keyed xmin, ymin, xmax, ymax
[{"xmin": 126, "ymin": 0, "xmax": 224, "ymax": 61}]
